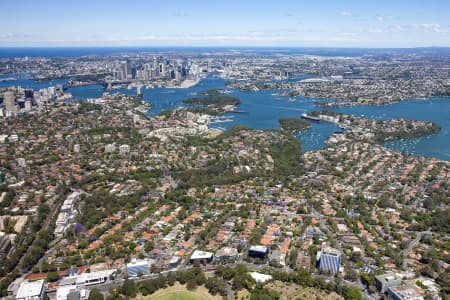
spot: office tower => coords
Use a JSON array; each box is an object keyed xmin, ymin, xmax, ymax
[
  {"xmin": 159, "ymin": 63, "xmax": 165, "ymax": 77},
  {"xmin": 122, "ymin": 61, "xmax": 128, "ymax": 79},
  {"xmin": 3, "ymin": 91, "xmax": 17, "ymax": 114},
  {"xmin": 24, "ymin": 89, "xmax": 34, "ymax": 99},
  {"xmin": 207, "ymin": 59, "xmax": 212, "ymax": 72},
  {"xmin": 24, "ymin": 100, "xmax": 32, "ymax": 111}
]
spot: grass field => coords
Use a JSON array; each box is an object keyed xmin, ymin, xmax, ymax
[
  {"xmin": 266, "ymin": 281, "xmax": 344, "ymax": 300},
  {"xmin": 142, "ymin": 283, "xmax": 222, "ymax": 300},
  {"xmin": 152, "ymin": 291, "xmax": 207, "ymax": 300}
]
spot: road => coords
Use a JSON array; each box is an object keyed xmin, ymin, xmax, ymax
[
  {"xmin": 401, "ymin": 230, "xmax": 432, "ymax": 270},
  {"xmin": 17, "ymin": 196, "xmax": 60, "ymax": 273}
]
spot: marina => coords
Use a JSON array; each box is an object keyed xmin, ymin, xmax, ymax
[{"xmin": 301, "ymin": 113, "xmax": 321, "ymax": 122}]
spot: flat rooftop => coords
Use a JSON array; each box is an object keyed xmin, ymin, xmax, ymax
[{"xmin": 16, "ymin": 279, "xmax": 44, "ymax": 298}]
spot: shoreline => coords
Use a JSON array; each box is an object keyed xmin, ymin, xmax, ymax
[{"xmin": 177, "ymin": 78, "xmax": 201, "ymax": 89}]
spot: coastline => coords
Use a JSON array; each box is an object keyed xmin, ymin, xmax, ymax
[{"xmin": 177, "ymin": 78, "xmax": 201, "ymax": 89}]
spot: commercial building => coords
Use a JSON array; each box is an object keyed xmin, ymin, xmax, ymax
[
  {"xmin": 375, "ymin": 273, "xmax": 403, "ymax": 293},
  {"xmin": 215, "ymin": 247, "xmax": 239, "ymax": 263},
  {"xmin": 56, "ymin": 285, "xmax": 89, "ymax": 300},
  {"xmin": 387, "ymin": 285, "xmax": 424, "ymax": 300},
  {"xmin": 16, "ymin": 279, "xmax": 45, "ymax": 300},
  {"xmin": 168, "ymin": 256, "xmax": 181, "ymax": 268},
  {"xmin": 59, "ymin": 269, "xmax": 115, "ymax": 287},
  {"xmin": 3, "ymin": 91, "xmax": 17, "ymax": 114},
  {"xmin": 248, "ymin": 245, "xmax": 269, "ymax": 258},
  {"xmin": 126, "ymin": 259, "xmax": 150, "ymax": 276},
  {"xmin": 318, "ymin": 246, "xmax": 341, "ymax": 274},
  {"xmin": 189, "ymin": 250, "xmax": 214, "ymax": 264}
]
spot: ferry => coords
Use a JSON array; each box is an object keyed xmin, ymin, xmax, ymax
[{"xmin": 301, "ymin": 113, "xmax": 321, "ymax": 122}]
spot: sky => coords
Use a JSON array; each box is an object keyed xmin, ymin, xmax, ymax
[{"xmin": 1, "ymin": 0, "xmax": 449, "ymax": 48}]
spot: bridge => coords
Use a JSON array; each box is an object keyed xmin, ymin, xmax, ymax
[{"xmin": 62, "ymin": 80, "xmax": 134, "ymax": 91}]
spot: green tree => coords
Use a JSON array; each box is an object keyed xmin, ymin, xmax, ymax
[
  {"xmin": 88, "ymin": 288, "xmax": 104, "ymax": 300},
  {"xmin": 344, "ymin": 286, "xmax": 363, "ymax": 300},
  {"xmin": 121, "ymin": 279, "xmax": 136, "ymax": 297},
  {"xmin": 47, "ymin": 272, "xmax": 59, "ymax": 282},
  {"xmin": 296, "ymin": 268, "xmax": 313, "ymax": 287}
]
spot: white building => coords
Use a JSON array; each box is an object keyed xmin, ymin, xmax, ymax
[
  {"xmin": 249, "ymin": 272, "xmax": 272, "ymax": 283},
  {"xmin": 17, "ymin": 158, "xmax": 26, "ymax": 168},
  {"xmin": 56, "ymin": 285, "xmax": 89, "ymax": 300},
  {"xmin": 55, "ymin": 192, "xmax": 80, "ymax": 237},
  {"xmin": 59, "ymin": 269, "xmax": 116, "ymax": 287},
  {"xmin": 104, "ymin": 143, "xmax": 116, "ymax": 153},
  {"xmin": 16, "ymin": 279, "xmax": 45, "ymax": 300},
  {"xmin": 127, "ymin": 259, "xmax": 150, "ymax": 276},
  {"xmin": 119, "ymin": 144, "xmax": 130, "ymax": 155},
  {"xmin": 189, "ymin": 250, "xmax": 214, "ymax": 264}
]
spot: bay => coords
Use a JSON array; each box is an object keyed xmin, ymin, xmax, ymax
[{"xmin": 3, "ymin": 74, "xmax": 449, "ymax": 161}]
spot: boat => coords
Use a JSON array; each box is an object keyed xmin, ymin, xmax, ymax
[
  {"xmin": 301, "ymin": 113, "xmax": 321, "ymax": 122},
  {"xmin": 288, "ymin": 97, "xmax": 296, "ymax": 102}
]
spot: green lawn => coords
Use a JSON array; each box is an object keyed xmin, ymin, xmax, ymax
[
  {"xmin": 142, "ymin": 283, "xmax": 222, "ymax": 300},
  {"xmin": 152, "ymin": 291, "xmax": 208, "ymax": 300}
]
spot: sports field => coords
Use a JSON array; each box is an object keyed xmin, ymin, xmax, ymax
[
  {"xmin": 143, "ymin": 283, "xmax": 222, "ymax": 300},
  {"xmin": 152, "ymin": 290, "xmax": 208, "ymax": 300}
]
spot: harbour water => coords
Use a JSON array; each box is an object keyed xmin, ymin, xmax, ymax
[{"xmin": 2, "ymin": 74, "xmax": 450, "ymax": 161}]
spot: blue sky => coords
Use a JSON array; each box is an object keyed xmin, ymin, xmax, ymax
[{"xmin": 1, "ymin": 0, "xmax": 449, "ymax": 47}]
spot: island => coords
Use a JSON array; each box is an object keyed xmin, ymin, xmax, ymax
[
  {"xmin": 278, "ymin": 118, "xmax": 311, "ymax": 132},
  {"xmin": 183, "ymin": 95, "xmax": 241, "ymax": 115}
]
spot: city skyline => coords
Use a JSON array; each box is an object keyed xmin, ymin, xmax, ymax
[{"xmin": 1, "ymin": 0, "xmax": 450, "ymax": 48}]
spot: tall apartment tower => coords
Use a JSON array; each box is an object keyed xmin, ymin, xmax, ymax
[
  {"xmin": 318, "ymin": 246, "xmax": 341, "ymax": 274},
  {"xmin": 3, "ymin": 91, "xmax": 17, "ymax": 114}
]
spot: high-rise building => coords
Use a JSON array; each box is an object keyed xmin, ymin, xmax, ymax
[
  {"xmin": 207, "ymin": 59, "xmax": 212, "ymax": 72},
  {"xmin": 318, "ymin": 246, "xmax": 341, "ymax": 274},
  {"xmin": 3, "ymin": 91, "xmax": 16, "ymax": 114},
  {"xmin": 159, "ymin": 63, "xmax": 165, "ymax": 77},
  {"xmin": 24, "ymin": 100, "xmax": 32, "ymax": 111},
  {"xmin": 24, "ymin": 89, "xmax": 34, "ymax": 99},
  {"xmin": 122, "ymin": 61, "xmax": 128, "ymax": 79}
]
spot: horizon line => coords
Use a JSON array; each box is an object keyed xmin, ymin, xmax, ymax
[{"xmin": 1, "ymin": 45, "xmax": 450, "ymax": 49}]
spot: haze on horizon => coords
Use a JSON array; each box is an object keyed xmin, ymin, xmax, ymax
[{"xmin": 1, "ymin": 0, "xmax": 449, "ymax": 48}]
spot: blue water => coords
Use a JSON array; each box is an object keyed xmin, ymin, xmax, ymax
[
  {"xmin": 329, "ymin": 99, "xmax": 450, "ymax": 161},
  {"xmin": 66, "ymin": 77, "xmax": 342, "ymax": 152},
  {"xmin": 0, "ymin": 72, "xmax": 67, "ymax": 89},
  {"xmin": 139, "ymin": 77, "xmax": 450, "ymax": 161},
  {"xmin": 1, "ymin": 73, "xmax": 449, "ymax": 161},
  {"xmin": 2, "ymin": 47, "xmax": 449, "ymax": 58}
]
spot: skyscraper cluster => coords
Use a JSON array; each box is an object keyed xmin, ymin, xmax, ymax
[{"xmin": 112, "ymin": 57, "xmax": 202, "ymax": 81}]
